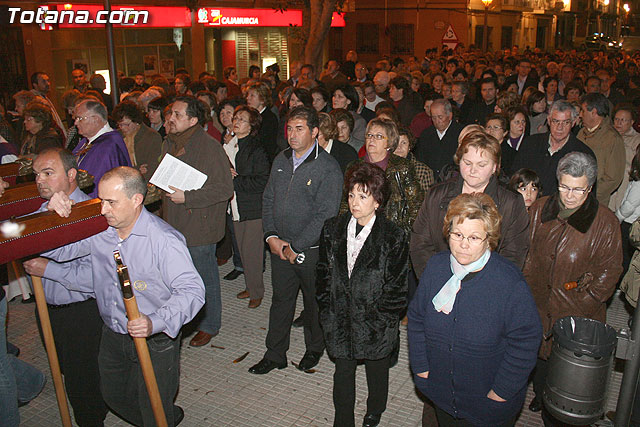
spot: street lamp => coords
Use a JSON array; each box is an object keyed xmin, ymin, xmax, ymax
[
  {"xmin": 624, "ymin": 3, "xmax": 630, "ymax": 13},
  {"xmin": 482, "ymin": 0, "xmax": 493, "ymax": 52}
]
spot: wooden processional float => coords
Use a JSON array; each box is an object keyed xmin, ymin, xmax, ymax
[{"xmin": 0, "ymin": 162, "xmax": 165, "ymax": 426}]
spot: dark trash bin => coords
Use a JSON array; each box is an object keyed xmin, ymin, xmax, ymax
[{"xmin": 543, "ymin": 316, "xmax": 617, "ymax": 425}]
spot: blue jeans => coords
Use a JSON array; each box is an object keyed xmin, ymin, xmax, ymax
[
  {"xmin": 0, "ymin": 298, "xmax": 45, "ymax": 427},
  {"xmin": 189, "ymin": 244, "xmax": 221, "ymax": 335}
]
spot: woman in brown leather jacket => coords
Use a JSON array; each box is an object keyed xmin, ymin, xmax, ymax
[{"xmin": 523, "ymin": 151, "xmax": 623, "ymax": 418}]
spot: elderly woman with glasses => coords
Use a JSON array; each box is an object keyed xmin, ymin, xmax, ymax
[
  {"xmin": 408, "ymin": 192, "xmax": 541, "ymax": 427},
  {"xmin": 523, "ymin": 151, "xmax": 622, "ymax": 416},
  {"xmin": 340, "ymin": 117, "xmax": 424, "ymax": 234}
]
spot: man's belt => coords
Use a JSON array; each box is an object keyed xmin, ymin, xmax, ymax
[{"xmin": 0, "ymin": 199, "xmax": 108, "ymax": 265}]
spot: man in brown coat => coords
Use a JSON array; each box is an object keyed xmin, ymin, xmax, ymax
[
  {"xmin": 577, "ymin": 93, "xmax": 626, "ymax": 206},
  {"xmin": 164, "ymin": 95, "xmax": 234, "ymax": 347},
  {"xmin": 523, "ymin": 152, "xmax": 622, "ymax": 415}
]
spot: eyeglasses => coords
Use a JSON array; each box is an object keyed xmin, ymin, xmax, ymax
[
  {"xmin": 558, "ymin": 185, "xmax": 590, "ymax": 195},
  {"xmin": 614, "ymin": 117, "xmax": 632, "ymax": 124},
  {"xmin": 118, "ymin": 120, "xmax": 135, "ymax": 128},
  {"xmin": 74, "ymin": 115, "xmax": 95, "ymax": 123},
  {"xmin": 365, "ymin": 133, "xmax": 387, "ymax": 141},
  {"xmin": 485, "ymin": 125, "xmax": 504, "ymax": 131},
  {"xmin": 233, "ymin": 117, "xmax": 250, "ymax": 124},
  {"xmin": 549, "ymin": 118, "xmax": 572, "ymax": 127},
  {"xmin": 449, "ymin": 232, "xmax": 488, "ymax": 246}
]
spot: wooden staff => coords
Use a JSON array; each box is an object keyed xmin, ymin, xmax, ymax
[
  {"xmin": 10, "ymin": 262, "xmax": 72, "ymax": 427},
  {"xmin": 113, "ymin": 250, "xmax": 167, "ymax": 427}
]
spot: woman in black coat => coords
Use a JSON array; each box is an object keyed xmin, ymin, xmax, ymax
[
  {"xmin": 226, "ymin": 105, "xmax": 271, "ymax": 308},
  {"xmin": 317, "ymin": 162, "xmax": 409, "ymax": 427}
]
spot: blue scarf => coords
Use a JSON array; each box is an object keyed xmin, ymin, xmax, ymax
[{"xmin": 432, "ymin": 249, "xmax": 491, "ymax": 314}]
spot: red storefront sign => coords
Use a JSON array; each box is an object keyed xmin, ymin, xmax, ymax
[
  {"xmin": 197, "ymin": 8, "xmax": 346, "ymax": 28},
  {"xmin": 32, "ymin": 5, "xmax": 345, "ymax": 29}
]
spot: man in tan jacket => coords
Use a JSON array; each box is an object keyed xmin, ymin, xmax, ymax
[
  {"xmin": 578, "ymin": 93, "xmax": 626, "ymax": 206},
  {"xmin": 164, "ymin": 95, "xmax": 234, "ymax": 347}
]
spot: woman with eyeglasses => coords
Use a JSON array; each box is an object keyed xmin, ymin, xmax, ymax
[
  {"xmin": 339, "ymin": 118, "xmax": 424, "ymax": 235},
  {"xmin": 411, "ymin": 129, "xmax": 530, "ymax": 279},
  {"xmin": 523, "ymin": 151, "xmax": 622, "ymax": 418},
  {"xmin": 408, "ymin": 192, "xmax": 541, "ymax": 427}
]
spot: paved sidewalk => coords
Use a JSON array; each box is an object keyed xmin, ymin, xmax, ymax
[{"xmin": 9, "ymin": 259, "xmax": 631, "ymax": 426}]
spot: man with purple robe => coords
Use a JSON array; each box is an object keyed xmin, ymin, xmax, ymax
[{"xmin": 72, "ymin": 99, "xmax": 131, "ymax": 197}]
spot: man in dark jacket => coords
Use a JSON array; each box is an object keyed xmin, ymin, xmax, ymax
[
  {"xmin": 164, "ymin": 96, "xmax": 234, "ymax": 347},
  {"xmin": 504, "ymin": 58, "xmax": 538, "ymax": 95},
  {"xmin": 512, "ymin": 100, "xmax": 596, "ymax": 196},
  {"xmin": 466, "ymin": 77, "xmax": 498, "ymax": 125},
  {"xmin": 414, "ymin": 99, "xmax": 463, "ymax": 179},
  {"xmin": 389, "ymin": 76, "xmax": 422, "ymax": 128},
  {"xmin": 249, "ymin": 106, "xmax": 343, "ymax": 375}
]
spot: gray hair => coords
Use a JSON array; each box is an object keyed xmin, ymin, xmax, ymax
[
  {"xmin": 557, "ymin": 152, "xmax": 598, "ymax": 187},
  {"xmin": 452, "ymin": 80, "xmax": 469, "ymax": 95},
  {"xmin": 78, "ymin": 99, "xmax": 108, "ymax": 122},
  {"xmin": 549, "ymin": 99, "xmax": 579, "ymax": 121},
  {"xmin": 431, "ymin": 98, "xmax": 452, "ymax": 115},
  {"xmin": 101, "ymin": 166, "xmax": 148, "ymax": 199}
]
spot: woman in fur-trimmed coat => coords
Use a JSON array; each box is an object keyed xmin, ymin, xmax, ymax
[{"xmin": 317, "ymin": 162, "xmax": 409, "ymax": 427}]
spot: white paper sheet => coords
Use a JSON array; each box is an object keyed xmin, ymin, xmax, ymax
[{"xmin": 150, "ymin": 154, "xmax": 208, "ymax": 193}]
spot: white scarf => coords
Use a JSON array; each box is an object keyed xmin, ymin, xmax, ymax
[
  {"xmin": 432, "ymin": 249, "xmax": 491, "ymax": 314},
  {"xmin": 346, "ymin": 214, "xmax": 376, "ymax": 278}
]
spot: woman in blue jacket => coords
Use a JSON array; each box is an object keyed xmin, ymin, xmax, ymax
[{"xmin": 408, "ymin": 192, "xmax": 541, "ymax": 426}]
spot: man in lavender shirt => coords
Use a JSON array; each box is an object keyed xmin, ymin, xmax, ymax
[
  {"xmin": 23, "ymin": 147, "xmax": 107, "ymax": 426},
  {"xmin": 24, "ymin": 167, "xmax": 204, "ymax": 426},
  {"xmin": 72, "ymin": 99, "xmax": 131, "ymax": 197}
]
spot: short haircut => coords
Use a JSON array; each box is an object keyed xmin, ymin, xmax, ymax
[
  {"xmin": 37, "ymin": 147, "xmax": 78, "ymax": 175},
  {"xmin": 101, "ymin": 166, "xmax": 147, "ymax": 199},
  {"xmin": 30, "ymin": 71, "xmax": 47, "ymax": 87},
  {"xmin": 174, "ymin": 95, "xmax": 209, "ymax": 126},
  {"xmin": 195, "ymin": 90, "xmax": 217, "ymax": 109},
  {"xmin": 398, "ymin": 125, "xmax": 417, "ymax": 151},
  {"xmin": 509, "ymin": 168, "xmax": 541, "ymax": 192},
  {"xmin": 548, "ymin": 99, "xmax": 579, "ymax": 120},
  {"xmin": 78, "ymin": 99, "xmax": 108, "ymax": 121},
  {"xmin": 496, "ymin": 91, "xmax": 521, "ymax": 112},
  {"xmin": 506, "ymin": 105, "xmax": 528, "ymax": 126},
  {"xmin": 24, "ymin": 103, "xmax": 53, "ymax": 130},
  {"xmin": 390, "ymin": 76, "xmax": 410, "ymax": 93},
  {"xmin": 585, "ymin": 75, "xmax": 602, "ymax": 88},
  {"xmin": 318, "ymin": 112, "xmax": 338, "ymax": 141},
  {"xmin": 564, "ymin": 81, "xmax": 584, "ymax": 97},
  {"xmin": 247, "ymin": 82, "xmax": 272, "ymax": 108},
  {"xmin": 484, "ymin": 113, "xmax": 508, "ymax": 131},
  {"xmin": 542, "ymin": 76, "xmax": 559, "ymax": 90},
  {"xmin": 344, "ymin": 162, "xmax": 390, "ymax": 210},
  {"xmin": 431, "ymin": 98, "xmax": 453, "ymax": 115},
  {"xmin": 89, "ymin": 74, "xmax": 106, "ymax": 90},
  {"xmin": 366, "ymin": 117, "xmax": 399, "ymax": 152},
  {"xmin": 613, "ymin": 102, "xmax": 637, "ymax": 122},
  {"xmin": 13, "ymin": 90, "xmax": 37, "ymax": 107},
  {"xmin": 233, "ymin": 105, "xmax": 262, "ymax": 136},
  {"xmin": 223, "ymin": 67, "xmax": 236, "ymax": 79},
  {"xmin": 557, "ymin": 151, "xmax": 598, "ymax": 187},
  {"xmin": 580, "ymin": 92, "xmax": 610, "ymax": 117},
  {"xmin": 333, "ymin": 84, "xmax": 360, "ymax": 112},
  {"xmin": 443, "ymin": 192, "xmax": 502, "ymax": 251},
  {"xmin": 452, "ymin": 80, "xmax": 470, "ymax": 95},
  {"xmin": 147, "ymin": 97, "xmax": 169, "ymax": 114},
  {"xmin": 217, "ymin": 98, "xmax": 244, "ymax": 122},
  {"xmin": 452, "ymin": 68, "xmax": 468, "ymax": 79},
  {"xmin": 310, "ymin": 86, "xmax": 330, "ymax": 104},
  {"xmin": 119, "ymin": 77, "xmax": 135, "ymax": 93},
  {"xmin": 375, "ymin": 107, "xmax": 400, "ymax": 125},
  {"xmin": 330, "ymin": 108, "xmax": 355, "ymax": 133},
  {"xmin": 287, "ymin": 105, "xmax": 319, "ymax": 131},
  {"xmin": 454, "ymin": 129, "xmax": 502, "ymax": 173},
  {"xmin": 479, "ymin": 77, "xmax": 497, "ymax": 89},
  {"xmin": 112, "ymin": 100, "xmax": 145, "ymax": 124},
  {"xmin": 61, "ymin": 89, "xmax": 83, "ymax": 110}
]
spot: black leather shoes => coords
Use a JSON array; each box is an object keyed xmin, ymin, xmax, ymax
[
  {"xmin": 362, "ymin": 413, "xmax": 381, "ymax": 427},
  {"xmin": 248, "ymin": 358, "xmax": 286, "ymax": 375},
  {"xmin": 223, "ymin": 269, "xmax": 243, "ymax": 281},
  {"xmin": 298, "ymin": 350, "xmax": 323, "ymax": 371},
  {"xmin": 528, "ymin": 396, "xmax": 542, "ymax": 412},
  {"xmin": 174, "ymin": 405, "xmax": 185, "ymax": 425}
]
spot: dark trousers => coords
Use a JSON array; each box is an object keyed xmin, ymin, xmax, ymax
[
  {"xmin": 433, "ymin": 405, "xmax": 516, "ymax": 427},
  {"xmin": 98, "ymin": 326, "xmax": 181, "ymax": 427},
  {"xmin": 38, "ymin": 299, "xmax": 107, "ymax": 426},
  {"xmin": 265, "ymin": 249, "xmax": 324, "ymax": 364},
  {"xmin": 333, "ymin": 356, "xmax": 390, "ymax": 427}
]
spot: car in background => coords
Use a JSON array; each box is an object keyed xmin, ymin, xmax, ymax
[{"xmin": 584, "ymin": 34, "xmax": 621, "ymax": 50}]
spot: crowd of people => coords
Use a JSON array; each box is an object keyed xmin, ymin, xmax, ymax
[{"xmin": 3, "ymin": 43, "xmax": 640, "ymax": 426}]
